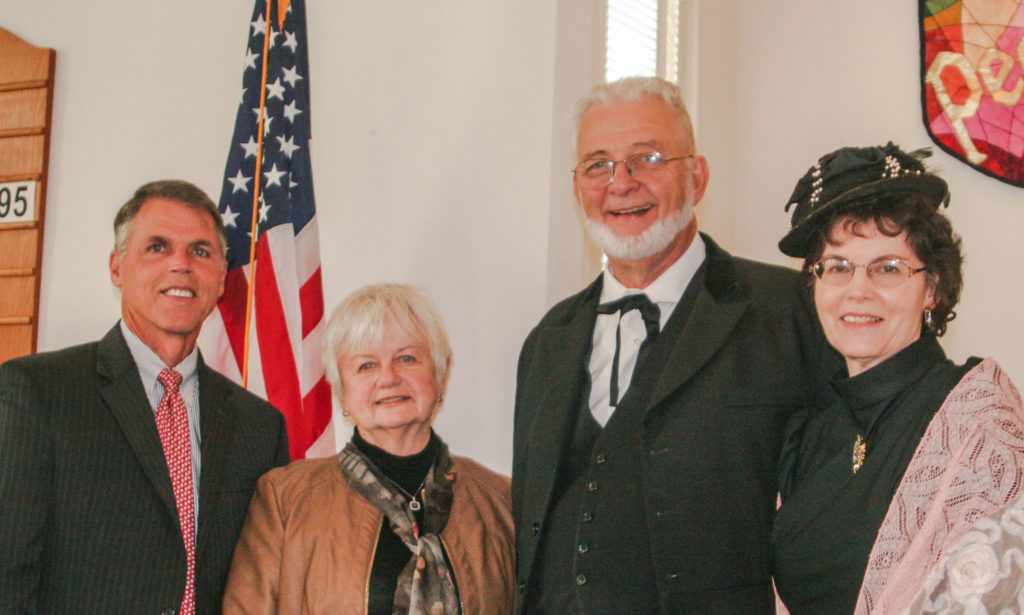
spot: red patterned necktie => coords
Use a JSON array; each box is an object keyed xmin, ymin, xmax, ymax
[{"xmin": 156, "ymin": 368, "xmax": 196, "ymax": 615}]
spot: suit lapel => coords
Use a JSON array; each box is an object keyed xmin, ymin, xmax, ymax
[
  {"xmin": 96, "ymin": 326, "xmax": 178, "ymax": 521},
  {"xmin": 194, "ymin": 358, "xmax": 239, "ymax": 547},
  {"xmin": 644, "ymin": 235, "xmax": 750, "ymax": 411},
  {"xmin": 646, "ymin": 290, "xmax": 747, "ymax": 410},
  {"xmin": 520, "ymin": 279, "xmax": 601, "ymax": 524}
]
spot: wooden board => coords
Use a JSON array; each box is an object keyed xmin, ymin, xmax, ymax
[{"xmin": 0, "ymin": 26, "xmax": 55, "ymax": 364}]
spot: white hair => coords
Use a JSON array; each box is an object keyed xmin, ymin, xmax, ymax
[
  {"xmin": 322, "ymin": 284, "xmax": 452, "ymax": 407},
  {"xmin": 573, "ymin": 76, "xmax": 696, "ymax": 154}
]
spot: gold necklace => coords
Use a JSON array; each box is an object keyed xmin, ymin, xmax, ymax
[{"xmin": 852, "ymin": 434, "xmax": 866, "ymax": 474}]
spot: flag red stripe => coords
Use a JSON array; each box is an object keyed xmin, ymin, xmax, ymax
[
  {"xmin": 302, "ymin": 378, "xmax": 332, "ymax": 447},
  {"xmin": 218, "ymin": 268, "xmax": 252, "ymax": 372},
  {"xmin": 299, "ymin": 267, "xmax": 323, "ymax": 338},
  {"xmin": 253, "ymin": 240, "xmax": 306, "ymax": 460}
]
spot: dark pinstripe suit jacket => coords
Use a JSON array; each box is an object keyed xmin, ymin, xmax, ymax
[{"xmin": 0, "ymin": 325, "xmax": 290, "ymax": 615}]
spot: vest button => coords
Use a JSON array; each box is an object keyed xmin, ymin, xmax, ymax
[
  {"xmin": 587, "ymin": 480, "xmax": 598, "ymax": 492},
  {"xmin": 577, "ymin": 542, "xmax": 589, "ymax": 554},
  {"xmin": 575, "ymin": 573, "xmax": 587, "ymax": 586},
  {"xmin": 581, "ymin": 511, "xmax": 593, "ymax": 522},
  {"xmin": 531, "ymin": 521, "xmax": 540, "ymax": 536}
]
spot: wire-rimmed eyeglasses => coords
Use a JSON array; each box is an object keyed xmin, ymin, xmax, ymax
[
  {"xmin": 572, "ymin": 151, "xmax": 693, "ymax": 187},
  {"xmin": 811, "ymin": 256, "xmax": 928, "ymax": 287}
]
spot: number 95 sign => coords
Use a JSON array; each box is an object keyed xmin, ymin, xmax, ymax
[{"xmin": 0, "ymin": 181, "xmax": 36, "ymax": 224}]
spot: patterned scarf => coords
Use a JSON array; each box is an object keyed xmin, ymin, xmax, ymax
[{"xmin": 338, "ymin": 440, "xmax": 460, "ymax": 615}]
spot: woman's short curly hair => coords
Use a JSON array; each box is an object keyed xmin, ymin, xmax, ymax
[{"xmin": 801, "ymin": 193, "xmax": 963, "ymax": 337}]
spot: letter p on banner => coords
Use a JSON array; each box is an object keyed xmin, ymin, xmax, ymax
[{"xmin": 921, "ymin": 0, "xmax": 1024, "ymax": 186}]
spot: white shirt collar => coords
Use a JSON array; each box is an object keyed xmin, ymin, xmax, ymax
[{"xmin": 119, "ymin": 320, "xmax": 199, "ymax": 408}]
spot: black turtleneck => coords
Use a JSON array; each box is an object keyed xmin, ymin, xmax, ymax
[
  {"xmin": 352, "ymin": 428, "xmax": 440, "ymax": 615},
  {"xmin": 771, "ymin": 335, "xmax": 979, "ymax": 615}
]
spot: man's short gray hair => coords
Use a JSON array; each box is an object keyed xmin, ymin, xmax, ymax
[
  {"xmin": 322, "ymin": 283, "xmax": 452, "ymax": 408},
  {"xmin": 113, "ymin": 179, "xmax": 227, "ymax": 258},
  {"xmin": 573, "ymin": 76, "xmax": 696, "ymax": 154}
]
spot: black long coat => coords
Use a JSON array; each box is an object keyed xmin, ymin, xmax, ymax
[{"xmin": 512, "ymin": 234, "xmax": 837, "ymax": 614}]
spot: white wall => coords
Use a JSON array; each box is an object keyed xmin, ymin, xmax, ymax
[
  {"xmin": 4, "ymin": 0, "xmax": 1021, "ymax": 474},
  {"xmin": 688, "ymin": 0, "xmax": 740, "ymax": 247}
]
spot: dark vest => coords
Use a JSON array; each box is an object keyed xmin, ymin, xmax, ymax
[{"xmin": 525, "ymin": 269, "xmax": 704, "ymax": 615}]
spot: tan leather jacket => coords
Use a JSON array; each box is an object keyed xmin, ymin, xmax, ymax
[{"xmin": 223, "ymin": 453, "xmax": 515, "ymax": 615}]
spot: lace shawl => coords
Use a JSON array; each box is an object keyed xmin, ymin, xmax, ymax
[{"xmin": 853, "ymin": 358, "xmax": 1024, "ymax": 615}]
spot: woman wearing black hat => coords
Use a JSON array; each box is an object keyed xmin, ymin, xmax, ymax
[{"xmin": 771, "ymin": 143, "xmax": 1024, "ymax": 614}]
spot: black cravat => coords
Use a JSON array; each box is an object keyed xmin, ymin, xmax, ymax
[{"xmin": 595, "ymin": 294, "xmax": 660, "ymax": 406}]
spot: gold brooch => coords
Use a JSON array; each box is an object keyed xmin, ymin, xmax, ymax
[{"xmin": 852, "ymin": 434, "xmax": 866, "ymax": 474}]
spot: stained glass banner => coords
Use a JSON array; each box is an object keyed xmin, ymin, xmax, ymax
[{"xmin": 920, "ymin": 0, "xmax": 1024, "ymax": 187}]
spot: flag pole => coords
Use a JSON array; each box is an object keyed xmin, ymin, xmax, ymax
[{"xmin": 241, "ymin": 0, "xmax": 273, "ymax": 387}]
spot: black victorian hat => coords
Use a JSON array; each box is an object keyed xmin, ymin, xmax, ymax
[{"xmin": 778, "ymin": 142, "xmax": 950, "ymax": 258}]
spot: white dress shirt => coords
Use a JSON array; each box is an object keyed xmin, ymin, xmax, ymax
[{"xmin": 588, "ymin": 235, "xmax": 706, "ymax": 426}]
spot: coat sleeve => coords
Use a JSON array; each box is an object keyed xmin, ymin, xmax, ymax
[
  {"xmin": 0, "ymin": 360, "xmax": 49, "ymax": 614},
  {"xmin": 511, "ymin": 324, "xmax": 540, "ymax": 523},
  {"xmin": 222, "ymin": 471, "xmax": 286, "ymax": 615}
]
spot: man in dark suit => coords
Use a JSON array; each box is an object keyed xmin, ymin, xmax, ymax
[
  {"xmin": 512, "ymin": 77, "xmax": 837, "ymax": 614},
  {"xmin": 0, "ymin": 180, "xmax": 289, "ymax": 614}
]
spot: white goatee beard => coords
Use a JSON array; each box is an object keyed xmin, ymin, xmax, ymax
[{"xmin": 584, "ymin": 202, "xmax": 694, "ymax": 261}]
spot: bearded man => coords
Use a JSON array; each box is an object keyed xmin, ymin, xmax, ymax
[{"xmin": 511, "ymin": 77, "xmax": 837, "ymax": 615}]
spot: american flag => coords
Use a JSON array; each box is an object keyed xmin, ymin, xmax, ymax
[{"xmin": 199, "ymin": 0, "xmax": 334, "ymax": 459}]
